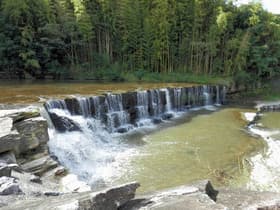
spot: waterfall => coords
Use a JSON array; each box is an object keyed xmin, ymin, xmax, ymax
[
  {"xmin": 216, "ymin": 85, "xmax": 220, "ymax": 105},
  {"xmin": 45, "ymin": 85, "xmax": 227, "ymax": 134},
  {"xmin": 203, "ymin": 85, "xmax": 212, "ymax": 106},
  {"xmin": 44, "ymin": 85, "xmax": 227, "ymax": 189},
  {"xmin": 136, "ymin": 91, "xmax": 149, "ymax": 119},
  {"xmin": 45, "ymin": 99, "xmax": 67, "ymax": 110},
  {"xmin": 162, "ymin": 88, "xmax": 172, "ymax": 113},
  {"xmin": 174, "ymin": 88, "xmax": 182, "ymax": 111},
  {"xmin": 105, "ymin": 94, "xmax": 130, "ymax": 132},
  {"xmin": 76, "ymin": 97, "xmax": 92, "ymax": 118},
  {"xmin": 149, "ymin": 89, "xmax": 163, "ymax": 116}
]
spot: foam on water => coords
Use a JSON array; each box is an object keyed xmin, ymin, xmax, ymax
[
  {"xmin": 48, "ymin": 109, "xmax": 137, "ymax": 188},
  {"xmin": 247, "ymin": 118, "xmax": 280, "ymax": 192}
]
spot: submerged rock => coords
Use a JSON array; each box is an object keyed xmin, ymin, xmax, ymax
[
  {"xmin": 161, "ymin": 113, "xmax": 173, "ymax": 120},
  {"xmin": 48, "ymin": 112, "xmax": 81, "ymax": 132}
]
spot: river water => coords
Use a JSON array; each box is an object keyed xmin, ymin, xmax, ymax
[
  {"xmin": 117, "ymin": 108, "xmax": 264, "ymax": 193},
  {"xmin": 0, "ymin": 81, "xmax": 195, "ymax": 104},
  {"xmin": 0, "ymin": 81, "xmax": 279, "ymax": 194}
]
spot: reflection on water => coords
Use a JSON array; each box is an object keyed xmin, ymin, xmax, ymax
[
  {"xmin": 0, "ymin": 81, "xmax": 195, "ymax": 104},
  {"xmin": 259, "ymin": 112, "xmax": 280, "ymax": 140},
  {"xmin": 117, "ymin": 108, "xmax": 264, "ymax": 193}
]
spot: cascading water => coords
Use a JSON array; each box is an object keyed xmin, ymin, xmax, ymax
[
  {"xmin": 46, "ymin": 101, "xmax": 136, "ymax": 188},
  {"xmin": 162, "ymin": 88, "xmax": 172, "ymax": 113},
  {"xmin": 149, "ymin": 89, "xmax": 163, "ymax": 116},
  {"xmin": 136, "ymin": 91, "xmax": 149, "ymax": 119},
  {"xmin": 44, "ymin": 85, "xmax": 226, "ymax": 190},
  {"xmin": 203, "ymin": 85, "xmax": 212, "ymax": 106},
  {"xmin": 105, "ymin": 93, "xmax": 130, "ymax": 132}
]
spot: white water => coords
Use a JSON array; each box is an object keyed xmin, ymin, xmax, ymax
[
  {"xmin": 48, "ymin": 109, "xmax": 137, "ymax": 188},
  {"xmin": 162, "ymin": 88, "xmax": 172, "ymax": 113},
  {"xmin": 244, "ymin": 112, "xmax": 280, "ymax": 192}
]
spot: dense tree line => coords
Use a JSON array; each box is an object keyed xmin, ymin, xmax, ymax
[{"xmin": 0, "ymin": 0, "xmax": 279, "ymax": 83}]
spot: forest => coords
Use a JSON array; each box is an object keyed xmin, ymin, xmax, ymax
[{"xmin": 0, "ymin": 0, "xmax": 279, "ymax": 84}]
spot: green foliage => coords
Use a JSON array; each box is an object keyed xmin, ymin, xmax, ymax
[{"xmin": 0, "ymin": 0, "xmax": 279, "ymax": 83}]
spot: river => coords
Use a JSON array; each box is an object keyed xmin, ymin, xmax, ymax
[{"xmin": 0, "ymin": 81, "xmax": 279, "ymax": 194}]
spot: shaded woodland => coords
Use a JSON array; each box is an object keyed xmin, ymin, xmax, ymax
[{"xmin": 0, "ymin": 0, "xmax": 279, "ymax": 84}]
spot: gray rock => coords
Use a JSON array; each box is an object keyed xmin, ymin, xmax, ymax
[
  {"xmin": 0, "ymin": 164, "xmax": 11, "ymax": 177},
  {"xmin": 0, "ymin": 182, "xmax": 140, "ymax": 210},
  {"xmin": 0, "ymin": 151, "xmax": 17, "ymax": 165},
  {"xmin": 30, "ymin": 175, "xmax": 42, "ymax": 184},
  {"xmin": 10, "ymin": 112, "xmax": 41, "ymax": 124},
  {"xmin": 44, "ymin": 192, "xmax": 61, "ymax": 196},
  {"xmin": 120, "ymin": 180, "xmax": 222, "ymax": 210},
  {"xmin": 217, "ymin": 188, "xmax": 280, "ymax": 210},
  {"xmin": 191, "ymin": 180, "xmax": 219, "ymax": 201},
  {"xmin": 8, "ymin": 164, "xmax": 23, "ymax": 173},
  {"xmin": 78, "ymin": 182, "xmax": 140, "ymax": 210},
  {"xmin": 152, "ymin": 118, "xmax": 162, "ymax": 124},
  {"xmin": 13, "ymin": 117, "xmax": 49, "ymax": 155},
  {"xmin": 0, "ymin": 177, "xmax": 22, "ymax": 195},
  {"xmin": 0, "ymin": 130, "xmax": 20, "ymax": 154},
  {"xmin": 48, "ymin": 112, "xmax": 81, "ymax": 133},
  {"xmin": 21, "ymin": 156, "xmax": 58, "ymax": 176},
  {"xmin": 161, "ymin": 113, "xmax": 173, "ymax": 120}
]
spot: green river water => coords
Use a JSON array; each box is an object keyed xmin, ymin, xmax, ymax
[{"xmin": 118, "ymin": 108, "xmax": 265, "ymax": 193}]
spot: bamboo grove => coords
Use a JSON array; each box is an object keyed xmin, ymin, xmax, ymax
[{"xmin": 0, "ymin": 0, "xmax": 280, "ymax": 82}]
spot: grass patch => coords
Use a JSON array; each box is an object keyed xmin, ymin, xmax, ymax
[
  {"xmin": 122, "ymin": 71, "xmax": 232, "ymax": 85},
  {"xmin": 67, "ymin": 67, "xmax": 233, "ymax": 85}
]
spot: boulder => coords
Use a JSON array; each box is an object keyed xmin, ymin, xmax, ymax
[
  {"xmin": 21, "ymin": 156, "xmax": 58, "ymax": 176},
  {"xmin": 48, "ymin": 112, "xmax": 81, "ymax": 133},
  {"xmin": 0, "ymin": 117, "xmax": 20, "ymax": 154},
  {"xmin": 10, "ymin": 112, "xmax": 40, "ymax": 124},
  {"xmin": 13, "ymin": 117, "xmax": 49, "ymax": 155},
  {"xmin": 0, "ymin": 177, "xmax": 22, "ymax": 195},
  {"xmin": 0, "ymin": 133, "xmax": 20, "ymax": 154},
  {"xmin": 78, "ymin": 182, "xmax": 140, "ymax": 210}
]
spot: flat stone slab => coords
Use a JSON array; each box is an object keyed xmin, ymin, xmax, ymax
[
  {"xmin": 0, "ymin": 118, "xmax": 14, "ymax": 139},
  {"xmin": 21, "ymin": 156, "xmax": 58, "ymax": 176},
  {"xmin": 144, "ymin": 192, "xmax": 226, "ymax": 210},
  {"xmin": 121, "ymin": 182, "xmax": 225, "ymax": 210},
  {"xmin": 217, "ymin": 188, "xmax": 280, "ymax": 210},
  {"xmin": 0, "ymin": 182, "xmax": 140, "ymax": 210},
  {"xmin": 0, "ymin": 118, "xmax": 20, "ymax": 154}
]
